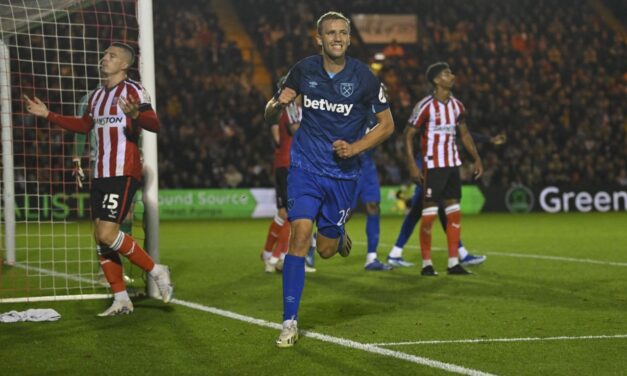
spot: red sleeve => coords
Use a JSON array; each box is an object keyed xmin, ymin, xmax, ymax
[
  {"xmin": 134, "ymin": 109, "xmax": 160, "ymax": 133},
  {"xmin": 47, "ymin": 112, "xmax": 93, "ymax": 133},
  {"xmin": 413, "ymin": 108, "xmax": 429, "ymax": 130}
]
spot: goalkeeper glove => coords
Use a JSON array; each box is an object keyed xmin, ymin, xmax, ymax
[{"xmin": 72, "ymin": 157, "xmax": 85, "ymax": 189}]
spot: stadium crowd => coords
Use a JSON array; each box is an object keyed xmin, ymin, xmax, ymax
[
  {"xmin": 12, "ymin": 0, "xmax": 626, "ymax": 191},
  {"xmin": 232, "ymin": 0, "xmax": 626, "ymax": 188}
]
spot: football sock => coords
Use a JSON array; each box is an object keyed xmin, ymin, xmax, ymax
[
  {"xmin": 448, "ymin": 257, "xmax": 458, "ymax": 268},
  {"xmin": 394, "ymin": 198, "xmax": 422, "ymax": 248},
  {"xmin": 264, "ymin": 215, "xmax": 285, "ymax": 253},
  {"xmin": 422, "ymin": 259, "xmax": 433, "ymax": 268},
  {"xmin": 282, "ymin": 254, "xmax": 305, "ymax": 321},
  {"xmin": 274, "ymin": 221, "xmax": 290, "ymax": 257},
  {"xmin": 113, "ymin": 290, "xmax": 130, "ymax": 302},
  {"xmin": 365, "ymin": 252, "xmax": 377, "ymax": 264},
  {"xmin": 419, "ymin": 207, "xmax": 438, "ymax": 262},
  {"xmin": 99, "ymin": 253, "xmax": 125, "ymax": 293},
  {"xmin": 111, "ymin": 231, "xmax": 155, "ymax": 272},
  {"xmin": 458, "ymin": 246, "xmax": 468, "ymax": 259},
  {"xmin": 445, "ymin": 204, "xmax": 461, "ymax": 259},
  {"xmin": 389, "ymin": 246, "xmax": 403, "ymax": 258},
  {"xmin": 262, "ymin": 250, "xmax": 272, "ymax": 261},
  {"xmin": 366, "ymin": 213, "xmax": 380, "ymax": 254}
]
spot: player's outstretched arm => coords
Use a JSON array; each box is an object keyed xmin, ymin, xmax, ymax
[
  {"xmin": 459, "ymin": 121, "xmax": 483, "ymax": 179},
  {"xmin": 120, "ymin": 95, "xmax": 160, "ymax": 134},
  {"xmin": 23, "ymin": 95, "xmax": 49, "ymax": 118},
  {"xmin": 333, "ymin": 108, "xmax": 394, "ymax": 159},
  {"xmin": 24, "ymin": 95, "xmax": 92, "ymax": 133}
]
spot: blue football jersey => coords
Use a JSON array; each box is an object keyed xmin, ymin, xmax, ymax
[{"xmin": 283, "ymin": 55, "xmax": 389, "ymax": 180}]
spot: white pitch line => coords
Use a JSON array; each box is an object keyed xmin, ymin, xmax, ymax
[
  {"xmin": 369, "ymin": 334, "xmax": 627, "ymax": 346},
  {"xmin": 482, "ymin": 252, "xmax": 627, "ymax": 267},
  {"xmin": 354, "ymin": 241, "xmax": 627, "ymax": 267},
  {"xmin": 12, "ymin": 262, "xmax": 100, "ymax": 285},
  {"xmin": 171, "ymin": 298, "xmax": 496, "ymax": 376}
]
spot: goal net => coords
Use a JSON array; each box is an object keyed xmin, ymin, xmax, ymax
[{"xmin": 0, "ymin": 0, "xmax": 152, "ymax": 303}]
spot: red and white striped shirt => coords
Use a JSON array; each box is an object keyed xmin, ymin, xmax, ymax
[
  {"xmin": 48, "ymin": 79, "xmax": 159, "ymax": 182},
  {"xmin": 408, "ymin": 94, "xmax": 464, "ymax": 169}
]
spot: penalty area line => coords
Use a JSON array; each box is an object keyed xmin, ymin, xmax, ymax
[
  {"xmin": 171, "ymin": 298, "xmax": 496, "ymax": 376},
  {"xmin": 369, "ymin": 334, "xmax": 627, "ymax": 346}
]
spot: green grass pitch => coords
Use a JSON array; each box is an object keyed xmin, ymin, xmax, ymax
[{"xmin": 2, "ymin": 212, "xmax": 626, "ymax": 375}]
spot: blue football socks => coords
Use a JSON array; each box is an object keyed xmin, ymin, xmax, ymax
[
  {"xmin": 282, "ymin": 254, "xmax": 305, "ymax": 321},
  {"xmin": 366, "ymin": 214, "xmax": 380, "ymax": 254},
  {"xmin": 394, "ymin": 201, "xmax": 421, "ymax": 248}
]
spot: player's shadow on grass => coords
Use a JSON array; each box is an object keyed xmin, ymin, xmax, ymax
[
  {"xmin": 301, "ymin": 271, "xmax": 454, "ymax": 326},
  {"xmin": 131, "ymin": 295, "xmax": 176, "ymax": 312}
]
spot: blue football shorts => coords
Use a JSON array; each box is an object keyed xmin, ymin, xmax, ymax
[
  {"xmin": 287, "ymin": 167, "xmax": 357, "ymax": 239},
  {"xmin": 352, "ymin": 167, "xmax": 381, "ymax": 209}
]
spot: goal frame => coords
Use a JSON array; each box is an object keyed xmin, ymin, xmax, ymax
[{"xmin": 0, "ymin": 0, "xmax": 160, "ymax": 303}]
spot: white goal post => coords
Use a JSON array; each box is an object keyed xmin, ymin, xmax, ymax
[{"xmin": 0, "ymin": 0, "xmax": 159, "ymax": 303}]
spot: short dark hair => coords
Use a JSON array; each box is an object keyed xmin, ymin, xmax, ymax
[
  {"xmin": 316, "ymin": 11, "xmax": 350, "ymax": 35},
  {"xmin": 426, "ymin": 62, "xmax": 450, "ymax": 85},
  {"xmin": 110, "ymin": 41, "xmax": 136, "ymax": 67}
]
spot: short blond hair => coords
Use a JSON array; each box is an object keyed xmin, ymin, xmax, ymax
[{"xmin": 316, "ymin": 11, "xmax": 350, "ymax": 35}]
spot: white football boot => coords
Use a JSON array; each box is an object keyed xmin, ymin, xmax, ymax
[
  {"xmin": 276, "ymin": 319, "xmax": 299, "ymax": 347},
  {"xmin": 98, "ymin": 299, "xmax": 134, "ymax": 316},
  {"xmin": 151, "ymin": 264, "xmax": 174, "ymax": 303}
]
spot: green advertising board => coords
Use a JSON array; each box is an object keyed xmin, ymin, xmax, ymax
[
  {"xmin": 156, "ymin": 189, "xmax": 257, "ymax": 219},
  {"xmin": 10, "ymin": 186, "xmax": 485, "ymax": 221},
  {"xmin": 379, "ymin": 185, "xmax": 484, "ymax": 215}
]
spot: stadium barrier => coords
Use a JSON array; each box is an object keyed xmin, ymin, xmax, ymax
[
  {"xmin": 15, "ymin": 185, "xmax": 625, "ymax": 220},
  {"xmin": 8, "ymin": 186, "xmax": 486, "ymax": 220}
]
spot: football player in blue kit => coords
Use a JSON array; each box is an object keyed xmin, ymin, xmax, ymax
[
  {"xmin": 353, "ymin": 150, "xmax": 393, "ymax": 271},
  {"xmin": 352, "ymin": 112, "xmax": 392, "ymax": 271},
  {"xmin": 264, "ymin": 11, "xmax": 394, "ymax": 347}
]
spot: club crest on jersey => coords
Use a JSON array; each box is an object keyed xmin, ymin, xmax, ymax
[
  {"xmin": 340, "ymin": 83, "xmax": 354, "ymax": 97},
  {"xmin": 308, "ymin": 81, "xmax": 318, "ymax": 88}
]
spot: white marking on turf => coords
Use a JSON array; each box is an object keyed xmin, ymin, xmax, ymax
[
  {"xmin": 369, "ymin": 334, "xmax": 627, "ymax": 346},
  {"xmin": 356, "ymin": 241, "xmax": 627, "ymax": 267},
  {"xmin": 482, "ymin": 252, "xmax": 627, "ymax": 267},
  {"xmin": 12, "ymin": 262, "xmax": 101, "ymax": 285},
  {"xmin": 172, "ymin": 298, "xmax": 496, "ymax": 376}
]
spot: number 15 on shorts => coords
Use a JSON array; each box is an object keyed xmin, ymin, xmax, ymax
[{"xmin": 102, "ymin": 193, "xmax": 119, "ymax": 209}]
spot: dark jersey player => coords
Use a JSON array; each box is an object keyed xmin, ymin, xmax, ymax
[
  {"xmin": 351, "ymin": 112, "xmax": 392, "ymax": 271},
  {"xmin": 264, "ymin": 11, "xmax": 394, "ymax": 347}
]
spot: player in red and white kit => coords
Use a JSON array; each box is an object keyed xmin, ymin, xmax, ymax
[
  {"xmin": 404, "ymin": 62, "xmax": 483, "ymax": 276},
  {"xmin": 261, "ymin": 99, "xmax": 310, "ymax": 272},
  {"xmin": 24, "ymin": 42, "xmax": 173, "ymax": 315}
]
